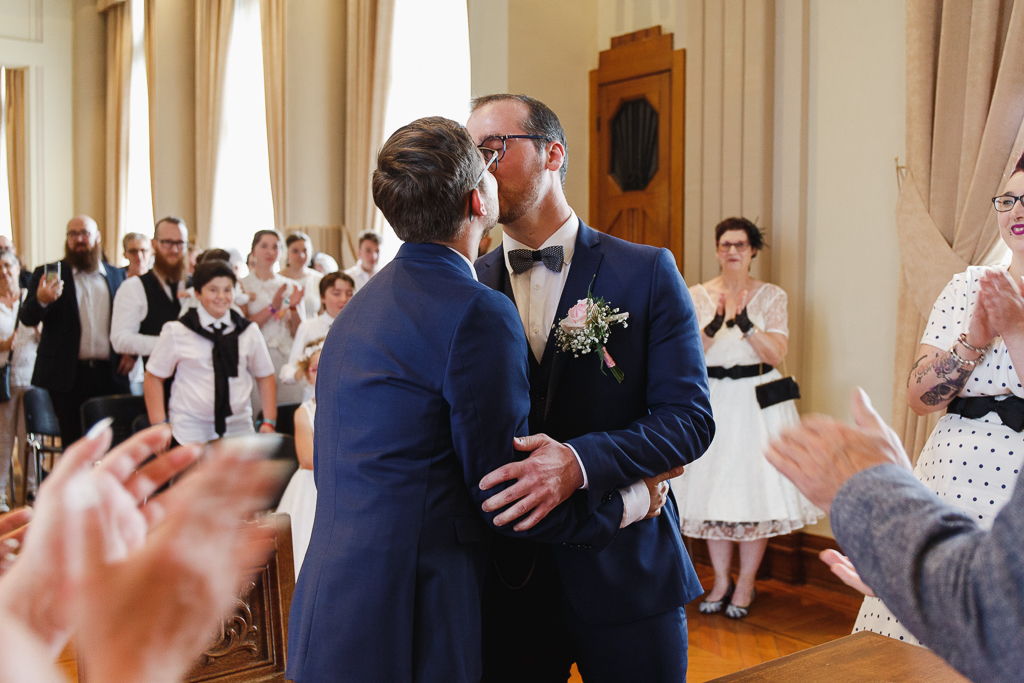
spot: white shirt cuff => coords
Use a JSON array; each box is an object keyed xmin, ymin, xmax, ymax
[
  {"xmin": 564, "ymin": 442, "xmax": 588, "ymax": 490},
  {"xmin": 618, "ymin": 480, "xmax": 651, "ymax": 529}
]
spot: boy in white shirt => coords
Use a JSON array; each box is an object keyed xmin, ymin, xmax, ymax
[
  {"xmin": 144, "ymin": 259, "xmax": 278, "ymax": 445},
  {"xmin": 280, "ymin": 272, "xmax": 354, "ymax": 400}
]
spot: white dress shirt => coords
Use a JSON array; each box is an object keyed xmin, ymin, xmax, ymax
[
  {"xmin": 281, "ymin": 311, "xmax": 335, "ymax": 400},
  {"xmin": 145, "ymin": 305, "xmax": 276, "ymax": 445},
  {"xmin": 344, "ymin": 261, "xmax": 380, "ymax": 292},
  {"xmin": 73, "ymin": 263, "xmax": 112, "ymax": 361},
  {"xmin": 110, "ymin": 273, "xmax": 179, "ymax": 358},
  {"xmin": 501, "ymin": 211, "xmax": 650, "ymax": 527}
]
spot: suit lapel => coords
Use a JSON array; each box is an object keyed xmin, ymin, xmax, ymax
[
  {"xmin": 542, "ymin": 224, "xmax": 603, "ymax": 421},
  {"xmin": 60, "ymin": 259, "xmax": 81, "ymax": 330},
  {"xmin": 477, "ymin": 247, "xmax": 516, "ymax": 307}
]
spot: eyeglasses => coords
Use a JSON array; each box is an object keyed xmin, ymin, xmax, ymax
[
  {"xmin": 156, "ymin": 239, "xmax": 187, "ymax": 250},
  {"xmin": 477, "ymin": 134, "xmax": 551, "ymax": 171},
  {"xmin": 475, "ymin": 148, "xmax": 499, "ymax": 185},
  {"xmin": 992, "ymin": 194, "xmax": 1024, "ymax": 212},
  {"xmin": 67, "ymin": 230, "xmax": 94, "ymax": 240},
  {"xmin": 717, "ymin": 241, "xmax": 752, "ymax": 253},
  {"xmin": 126, "ymin": 248, "xmax": 151, "ymax": 256}
]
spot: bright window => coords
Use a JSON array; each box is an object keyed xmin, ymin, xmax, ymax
[
  {"xmin": 0, "ymin": 68, "xmax": 11, "ymax": 241},
  {"xmin": 124, "ymin": 0, "xmax": 154, "ymax": 250},
  {"xmin": 377, "ymin": 0, "xmax": 471, "ymax": 265},
  {"xmin": 209, "ymin": 0, "xmax": 276, "ymax": 256}
]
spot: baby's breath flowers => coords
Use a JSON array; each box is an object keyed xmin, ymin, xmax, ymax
[{"xmin": 553, "ymin": 296, "xmax": 629, "ymax": 383}]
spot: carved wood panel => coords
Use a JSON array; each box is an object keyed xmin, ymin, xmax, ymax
[{"xmin": 185, "ymin": 514, "xmax": 295, "ymax": 683}]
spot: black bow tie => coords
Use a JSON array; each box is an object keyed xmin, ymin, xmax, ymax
[
  {"xmin": 948, "ymin": 395, "xmax": 1024, "ymax": 432},
  {"xmin": 508, "ymin": 246, "xmax": 565, "ymax": 274}
]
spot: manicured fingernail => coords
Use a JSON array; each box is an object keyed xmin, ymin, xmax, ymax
[
  {"xmin": 2, "ymin": 538, "xmax": 19, "ymax": 551},
  {"xmin": 85, "ymin": 417, "xmax": 114, "ymax": 440},
  {"xmin": 3, "ymin": 552, "xmax": 15, "ymax": 563}
]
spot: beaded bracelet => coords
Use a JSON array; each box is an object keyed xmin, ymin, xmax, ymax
[{"xmin": 949, "ymin": 339, "xmax": 984, "ymax": 370}]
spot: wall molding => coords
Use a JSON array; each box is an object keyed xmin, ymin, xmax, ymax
[{"xmin": 0, "ymin": 0, "xmax": 43, "ymax": 43}]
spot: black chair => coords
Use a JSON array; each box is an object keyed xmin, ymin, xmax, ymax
[
  {"xmin": 22, "ymin": 388, "xmax": 62, "ymax": 503},
  {"xmin": 256, "ymin": 401, "xmax": 301, "ymax": 437},
  {"xmin": 80, "ymin": 394, "xmax": 147, "ymax": 449},
  {"xmin": 132, "ymin": 413, "xmax": 150, "ymax": 434}
]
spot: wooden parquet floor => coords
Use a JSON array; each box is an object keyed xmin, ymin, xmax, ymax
[{"xmin": 570, "ymin": 562, "xmax": 861, "ymax": 683}]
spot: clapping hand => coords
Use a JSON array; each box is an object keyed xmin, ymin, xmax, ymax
[
  {"xmin": 976, "ymin": 270, "xmax": 1024, "ymax": 346},
  {"xmin": 765, "ymin": 388, "xmax": 912, "ymax": 513},
  {"xmin": 819, "ymin": 549, "xmax": 875, "ymax": 597},
  {"xmin": 0, "ymin": 507, "xmax": 31, "ymax": 577},
  {"xmin": 271, "ymin": 284, "xmax": 289, "ymax": 313},
  {"xmin": 289, "ymin": 285, "xmax": 305, "ymax": 311}
]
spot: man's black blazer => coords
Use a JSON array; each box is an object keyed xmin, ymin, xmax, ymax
[{"xmin": 20, "ymin": 259, "xmax": 129, "ymax": 393}]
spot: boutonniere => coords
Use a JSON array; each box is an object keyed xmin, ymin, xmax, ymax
[{"xmin": 553, "ymin": 290, "xmax": 629, "ymax": 383}]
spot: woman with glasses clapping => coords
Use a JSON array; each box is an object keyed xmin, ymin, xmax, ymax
[{"xmin": 671, "ymin": 217, "xmax": 822, "ymax": 620}]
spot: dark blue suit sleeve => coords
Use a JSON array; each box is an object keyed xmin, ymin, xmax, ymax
[
  {"xmin": 445, "ymin": 290, "xmax": 623, "ymax": 550},
  {"xmin": 567, "ymin": 248, "xmax": 715, "ymax": 512},
  {"xmin": 832, "ymin": 464, "xmax": 1024, "ymax": 683},
  {"xmin": 19, "ymin": 266, "xmax": 47, "ymax": 327}
]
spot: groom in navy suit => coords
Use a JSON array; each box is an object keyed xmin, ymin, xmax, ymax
[
  {"xmin": 470, "ymin": 95, "xmax": 714, "ymax": 682},
  {"xmin": 287, "ymin": 117, "xmax": 675, "ymax": 683}
]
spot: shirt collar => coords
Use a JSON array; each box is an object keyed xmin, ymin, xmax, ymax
[
  {"xmin": 197, "ymin": 305, "xmax": 232, "ymax": 330},
  {"xmin": 446, "ymin": 247, "xmax": 479, "ymax": 281},
  {"xmin": 319, "ymin": 311, "xmax": 336, "ymax": 325},
  {"xmin": 502, "ymin": 210, "xmax": 578, "ymax": 276},
  {"xmin": 72, "ymin": 261, "xmax": 107, "ymax": 277}
]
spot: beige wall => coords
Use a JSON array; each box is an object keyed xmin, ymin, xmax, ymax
[
  {"xmin": 507, "ymin": 0, "xmax": 598, "ymax": 221},
  {"xmin": 0, "ymin": 0, "xmax": 75, "ymax": 267}
]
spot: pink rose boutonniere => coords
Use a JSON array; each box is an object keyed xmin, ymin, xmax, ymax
[{"xmin": 553, "ymin": 293, "xmax": 629, "ymax": 382}]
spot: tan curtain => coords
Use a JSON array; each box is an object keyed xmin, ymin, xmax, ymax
[
  {"xmin": 4, "ymin": 68, "xmax": 27, "ymax": 256},
  {"xmin": 894, "ymin": 0, "xmax": 1024, "ymax": 460},
  {"xmin": 260, "ymin": 0, "xmax": 286, "ymax": 232},
  {"xmin": 102, "ymin": 0, "xmax": 133, "ymax": 262},
  {"xmin": 344, "ymin": 0, "xmax": 394, "ymax": 267},
  {"xmin": 195, "ymin": 0, "xmax": 235, "ymax": 250}
]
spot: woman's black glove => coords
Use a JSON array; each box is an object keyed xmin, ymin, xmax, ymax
[
  {"xmin": 731, "ymin": 307, "xmax": 754, "ymax": 334},
  {"xmin": 703, "ymin": 310, "xmax": 725, "ymax": 337}
]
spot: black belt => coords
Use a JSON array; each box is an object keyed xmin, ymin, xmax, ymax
[
  {"xmin": 947, "ymin": 395, "xmax": 1024, "ymax": 433},
  {"xmin": 706, "ymin": 364, "xmax": 774, "ymax": 380},
  {"xmin": 78, "ymin": 359, "xmax": 110, "ymax": 369}
]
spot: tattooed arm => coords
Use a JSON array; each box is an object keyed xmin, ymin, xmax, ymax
[{"xmin": 907, "ymin": 344, "xmax": 977, "ymax": 414}]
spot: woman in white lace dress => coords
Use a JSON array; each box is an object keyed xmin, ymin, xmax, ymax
[
  {"xmin": 241, "ymin": 230, "xmax": 307, "ymax": 406},
  {"xmin": 0, "ymin": 250, "xmax": 39, "ymax": 510},
  {"xmin": 276, "ymin": 339, "xmax": 323, "ymax": 577},
  {"xmin": 672, "ymin": 218, "xmax": 822, "ymax": 619},
  {"xmin": 852, "ymin": 157, "xmax": 1024, "ymax": 645}
]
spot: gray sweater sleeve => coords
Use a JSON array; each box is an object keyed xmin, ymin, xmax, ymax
[{"xmin": 831, "ymin": 463, "xmax": 1024, "ymax": 683}]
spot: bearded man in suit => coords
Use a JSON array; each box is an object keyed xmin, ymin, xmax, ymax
[{"xmin": 470, "ymin": 94, "xmax": 715, "ymax": 683}]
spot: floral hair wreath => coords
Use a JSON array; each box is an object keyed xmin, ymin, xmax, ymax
[{"xmin": 297, "ymin": 337, "xmax": 326, "ymax": 374}]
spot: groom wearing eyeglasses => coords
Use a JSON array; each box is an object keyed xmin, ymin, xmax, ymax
[{"xmin": 470, "ymin": 94, "xmax": 714, "ymax": 683}]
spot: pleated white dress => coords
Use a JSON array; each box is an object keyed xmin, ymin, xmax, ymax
[
  {"xmin": 275, "ymin": 398, "xmax": 318, "ymax": 577},
  {"xmin": 672, "ymin": 284, "xmax": 823, "ymax": 540},
  {"xmin": 854, "ymin": 266, "xmax": 1024, "ymax": 645}
]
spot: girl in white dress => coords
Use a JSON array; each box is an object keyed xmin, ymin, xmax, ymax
[
  {"xmin": 280, "ymin": 232, "xmax": 324, "ymax": 321},
  {"xmin": 241, "ymin": 230, "xmax": 307, "ymax": 405},
  {"xmin": 276, "ymin": 338, "xmax": 323, "ymax": 577},
  {"xmin": 853, "ymin": 161, "xmax": 1024, "ymax": 645},
  {"xmin": 672, "ymin": 218, "xmax": 822, "ymax": 619}
]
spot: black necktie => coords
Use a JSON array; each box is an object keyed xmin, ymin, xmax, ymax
[
  {"xmin": 508, "ymin": 246, "xmax": 564, "ymax": 274},
  {"xmin": 178, "ymin": 309, "xmax": 252, "ymax": 438}
]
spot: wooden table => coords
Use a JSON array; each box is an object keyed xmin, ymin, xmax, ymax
[{"xmin": 706, "ymin": 631, "xmax": 970, "ymax": 682}]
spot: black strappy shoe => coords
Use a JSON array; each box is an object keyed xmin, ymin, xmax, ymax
[
  {"xmin": 698, "ymin": 580, "xmax": 735, "ymax": 615},
  {"xmin": 725, "ymin": 588, "xmax": 756, "ymax": 619}
]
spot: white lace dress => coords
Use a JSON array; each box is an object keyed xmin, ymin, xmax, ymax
[
  {"xmin": 275, "ymin": 398, "xmax": 318, "ymax": 577},
  {"xmin": 854, "ymin": 266, "xmax": 1024, "ymax": 646},
  {"xmin": 241, "ymin": 272, "xmax": 306, "ymax": 404},
  {"xmin": 671, "ymin": 283, "xmax": 823, "ymax": 540}
]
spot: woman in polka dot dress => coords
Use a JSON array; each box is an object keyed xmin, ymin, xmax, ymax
[{"xmin": 853, "ymin": 157, "xmax": 1024, "ymax": 645}]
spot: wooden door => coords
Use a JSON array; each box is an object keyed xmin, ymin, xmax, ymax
[{"xmin": 589, "ymin": 27, "xmax": 685, "ymax": 268}]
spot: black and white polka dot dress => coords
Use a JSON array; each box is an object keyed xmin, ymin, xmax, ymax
[{"xmin": 853, "ymin": 266, "xmax": 1024, "ymax": 646}]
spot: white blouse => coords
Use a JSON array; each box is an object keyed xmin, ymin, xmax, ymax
[{"xmin": 240, "ymin": 272, "xmax": 306, "ymax": 358}]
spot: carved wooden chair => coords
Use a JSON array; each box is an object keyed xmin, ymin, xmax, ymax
[{"xmin": 184, "ymin": 513, "xmax": 296, "ymax": 683}]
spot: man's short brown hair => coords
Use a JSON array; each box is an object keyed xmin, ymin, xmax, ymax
[{"xmin": 372, "ymin": 116, "xmax": 483, "ymax": 244}]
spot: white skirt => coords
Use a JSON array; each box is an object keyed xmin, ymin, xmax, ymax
[
  {"xmin": 276, "ymin": 468, "xmax": 318, "ymax": 577},
  {"xmin": 671, "ymin": 370, "xmax": 823, "ymax": 540}
]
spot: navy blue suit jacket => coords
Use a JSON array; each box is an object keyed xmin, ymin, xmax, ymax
[
  {"xmin": 287, "ymin": 243, "xmax": 625, "ymax": 683},
  {"xmin": 476, "ymin": 221, "xmax": 715, "ymax": 624},
  {"xmin": 20, "ymin": 259, "xmax": 129, "ymax": 393}
]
